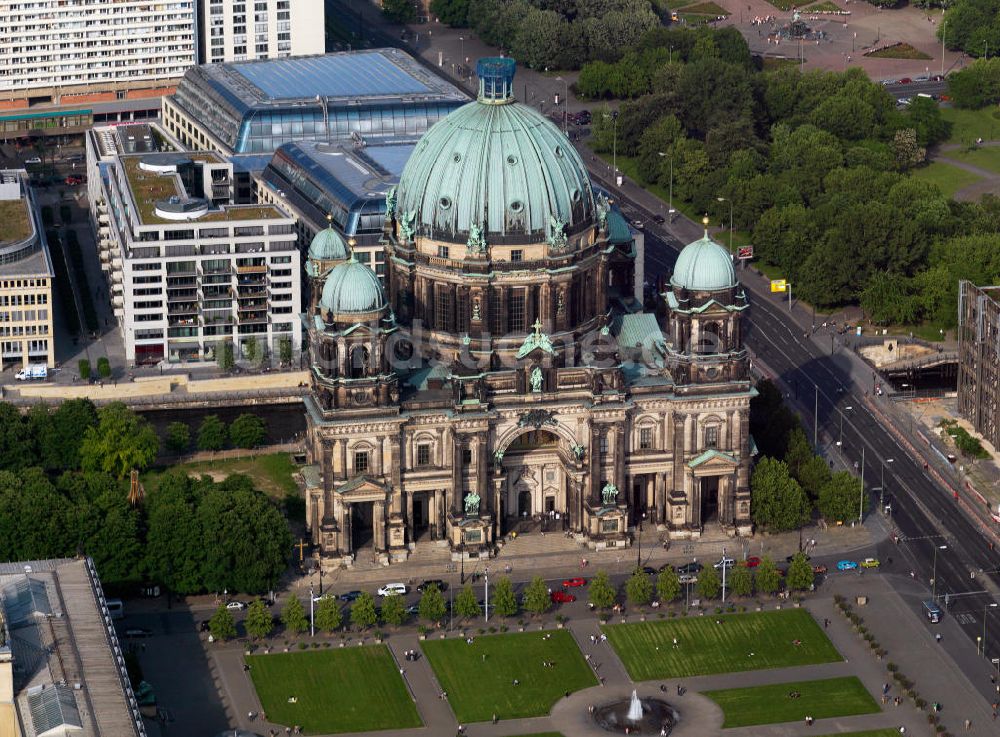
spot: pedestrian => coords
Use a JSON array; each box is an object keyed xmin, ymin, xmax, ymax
[
  {"xmin": 823, "ymin": 618, "xmax": 829, "ymax": 629},
  {"xmin": 492, "ymin": 713, "xmax": 498, "ymax": 724},
  {"xmin": 935, "ymin": 633, "xmax": 942, "ymax": 643},
  {"xmin": 964, "ymin": 718, "xmax": 972, "ymax": 731}
]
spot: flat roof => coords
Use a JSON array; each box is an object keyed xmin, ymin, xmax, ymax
[
  {"xmin": 0, "ymin": 198, "xmax": 31, "ymax": 245},
  {"xmin": 197, "ymin": 48, "xmax": 467, "ymax": 112},
  {"xmin": 284, "ymin": 139, "xmax": 416, "ymax": 199}
]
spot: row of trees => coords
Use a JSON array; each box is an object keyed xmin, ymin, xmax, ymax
[
  {"xmin": 428, "ymin": 0, "xmax": 661, "ymax": 70},
  {"xmin": 164, "ymin": 413, "xmax": 267, "ymax": 454},
  {"xmin": 0, "ymin": 399, "xmax": 291, "ymax": 592},
  {"xmin": 590, "ymin": 24, "xmax": 1000, "ymax": 323},
  {"xmin": 945, "ymin": 58, "xmax": 1000, "ymax": 108},
  {"xmin": 939, "ymin": 0, "xmax": 1000, "ymax": 59}
]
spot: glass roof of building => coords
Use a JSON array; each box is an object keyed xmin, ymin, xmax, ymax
[{"xmin": 232, "ymin": 52, "xmax": 430, "ymax": 101}]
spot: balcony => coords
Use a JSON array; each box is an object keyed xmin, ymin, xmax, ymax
[
  {"xmin": 167, "ymin": 289, "xmax": 198, "ymax": 302},
  {"xmin": 167, "ymin": 301, "xmax": 199, "ymax": 315},
  {"xmin": 237, "ymin": 312, "xmax": 268, "ymax": 324},
  {"xmin": 237, "ymin": 264, "xmax": 266, "ymax": 274}
]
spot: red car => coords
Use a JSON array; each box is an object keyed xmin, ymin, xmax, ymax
[
  {"xmin": 898, "ymin": 77, "xmax": 913, "ymax": 84},
  {"xmin": 551, "ymin": 591, "xmax": 577, "ymax": 603},
  {"xmin": 562, "ymin": 577, "xmax": 587, "ymax": 588},
  {"xmin": 745, "ymin": 556, "xmax": 761, "ymax": 568}
]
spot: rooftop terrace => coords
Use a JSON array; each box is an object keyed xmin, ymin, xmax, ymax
[
  {"xmin": 121, "ymin": 156, "xmax": 284, "ymax": 225},
  {"xmin": 0, "ymin": 198, "xmax": 31, "ymax": 245}
]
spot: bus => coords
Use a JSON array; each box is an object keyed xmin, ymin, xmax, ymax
[{"xmin": 106, "ymin": 598, "xmax": 124, "ymax": 620}]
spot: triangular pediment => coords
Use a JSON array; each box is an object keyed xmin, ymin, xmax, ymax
[
  {"xmin": 335, "ymin": 475, "xmax": 389, "ymax": 500},
  {"xmin": 688, "ymin": 449, "xmax": 739, "ymax": 474}
]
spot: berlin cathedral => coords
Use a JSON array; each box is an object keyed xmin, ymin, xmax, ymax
[{"xmin": 302, "ymin": 59, "xmax": 755, "ymax": 565}]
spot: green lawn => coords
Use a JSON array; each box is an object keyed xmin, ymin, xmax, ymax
[
  {"xmin": 705, "ymin": 676, "xmax": 880, "ymax": 728},
  {"xmin": 422, "ymin": 630, "xmax": 597, "ymax": 722},
  {"xmin": 803, "ymin": 0, "xmax": 842, "ymax": 10},
  {"xmin": 865, "ymin": 42, "xmax": 932, "ymax": 60},
  {"xmin": 939, "ymin": 106, "xmax": 1000, "ymax": 145},
  {"xmin": 246, "ymin": 647, "xmax": 421, "ymax": 734},
  {"xmin": 602, "ymin": 609, "xmax": 841, "ymax": 680},
  {"xmin": 147, "ymin": 452, "xmax": 299, "ymax": 498},
  {"xmin": 943, "ymin": 146, "xmax": 1000, "ymax": 174},
  {"xmin": 818, "ymin": 731, "xmax": 904, "ymax": 737},
  {"xmin": 911, "ymin": 160, "xmax": 983, "ymax": 198},
  {"xmin": 683, "ymin": 1, "xmax": 729, "ymax": 14}
]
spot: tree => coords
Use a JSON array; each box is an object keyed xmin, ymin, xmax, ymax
[
  {"xmin": 197, "ymin": 415, "xmax": 228, "ymax": 451},
  {"xmin": 891, "ymin": 128, "xmax": 925, "ymax": 171},
  {"xmin": 817, "ymin": 471, "xmax": 866, "ymax": 523},
  {"xmin": 729, "ymin": 563, "xmax": 753, "ymax": 598},
  {"xmin": 381, "ymin": 592, "xmax": 407, "ymax": 627},
  {"xmin": 784, "ymin": 427, "xmax": 813, "ymax": 479},
  {"xmin": 217, "ymin": 341, "xmax": 235, "ymax": 372},
  {"xmin": 0, "ymin": 469, "xmax": 74, "ymax": 561},
  {"xmin": 278, "ymin": 335, "xmax": 293, "ymax": 366},
  {"xmin": 588, "ymin": 570, "xmax": 617, "ymax": 610},
  {"xmin": 352, "ymin": 591, "xmax": 379, "ymax": 629},
  {"xmin": 492, "ymin": 576, "xmax": 518, "ymax": 619},
  {"xmin": 79, "ymin": 402, "xmax": 159, "ymax": 478},
  {"xmin": 786, "ymin": 552, "xmax": 815, "ymax": 591},
  {"xmin": 454, "ymin": 585, "xmax": 480, "ymax": 619},
  {"xmin": 626, "ymin": 569, "xmax": 653, "ymax": 607},
  {"xmin": 78, "ymin": 359, "xmax": 91, "ymax": 381},
  {"xmin": 245, "ymin": 598, "xmax": 274, "ymax": 639},
  {"xmin": 315, "ymin": 596, "xmax": 343, "ymax": 632},
  {"xmin": 657, "ymin": 567, "xmax": 681, "ymax": 603},
  {"xmin": 418, "ymin": 584, "xmax": 447, "ymax": 624},
  {"xmin": 165, "ymin": 422, "xmax": 191, "ymax": 453},
  {"xmin": 798, "ymin": 455, "xmax": 832, "ymax": 500},
  {"xmin": 431, "ymin": 0, "xmax": 470, "ymax": 26},
  {"xmin": 697, "ymin": 565, "xmax": 721, "ymax": 600},
  {"xmin": 382, "ymin": 0, "xmax": 416, "ymax": 24},
  {"xmin": 281, "ymin": 595, "xmax": 309, "ymax": 635},
  {"xmin": 243, "ymin": 337, "xmax": 259, "ymax": 365},
  {"xmin": 755, "ymin": 556, "xmax": 782, "ymax": 595},
  {"xmin": 0, "ymin": 403, "xmax": 37, "ymax": 471},
  {"xmin": 750, "ymin": 457, "xmax": 812, "ymax": 532},
  {"xmin": 209, "ymin": 604, "xmax": 236, "ymax": 641},
  {"xmin": 96, "ymin": 356, "xmax": 112, "ymax": 379},
  {"xmin": 144, "ymin": 472, "xmax": 204, "ymax": 595},
  {"xmin": 229, "ymin": 414, "xmax": 266, "ymax": 449},
  {"xmin": 36, "ymin": 398, "xmax": 97, "ymax": 472},
  {"xmin": 522, "ymin": 576, "xmax": 551, "ymax": 615}
]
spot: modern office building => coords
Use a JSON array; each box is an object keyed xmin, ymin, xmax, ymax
[
  {"xmin": 958, "ymin": 280, "xmax": 1000, "ymax": 449},
  {"xmin": 257, "ymin": 138, "xmax": 417, "ymax": 284},
  {"xmin": 201, "ymin": 0, "xmax": 325, "ymax": 64},
  {"xmin": 0, "ymin": 170, "xmax": 55, "ymax": 371},
  {"xmin": 301, "ymin": 59, "xmax": 754, "ymax": 566},
  {"xmin": 0, "ymin": 557, "xmax": 147, "ymax": 737},
  {"xmin": 0, "ymin": 0, "xmax": 196, "ymax": 138},
  {"xmin": 162, "ymin": 49, "xmax": 468, "ymax": 154},
  {"xmin": 87, "ymin": 124, "xmax": 301, "ymax": 366}
]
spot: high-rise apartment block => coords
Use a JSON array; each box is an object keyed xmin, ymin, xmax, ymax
[
  {"xmin": 201, "ymin": 0, "xmax": 324, "ymax": 64},
  {"xmin": 0, "ymin": 0, "xmax": 196, "ymax": 136},
  {"xmin": 0, "ymin": 170, "xmax": 54, "ymax": 371},
  {"xmin": 87, "ymin": 124, "xmax": 301, "ymax": 366}
]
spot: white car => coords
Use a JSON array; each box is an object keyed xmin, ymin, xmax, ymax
[
  {"xmin": 24, "ymin": 157, "xmax": 41, "ymax": 164},
  {"xmin": 225, "ymin": 601, "xmax": 247, "ymax": 610},
  {"xmin": 377, "ymin": 583, "xmax": 407, "ymax": 597},
  {"xmin": 714, "ymin": 557, "xmax": 736, "ymax": 569}
]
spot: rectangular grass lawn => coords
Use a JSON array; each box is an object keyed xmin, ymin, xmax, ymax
[
  {"xmin": 705, "ymin": 676, "xmax": 879, "ymax": 727},
  {"xmin": 602, "ymin": 609, "xmax": 841, "ymax": 680},
  {"xmin": 246, "ymin": 646, "xmax": 421, "ymax": 734},
  {"xmin": 422, "ymin": 630, "xmax": 597, "ymax": 722},
  {"xmin": 818, "ymin": 731, "xmax": 902, "ymax": 737}
]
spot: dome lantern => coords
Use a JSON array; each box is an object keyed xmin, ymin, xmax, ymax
[{"xmin": 477, "ymin": 57, "xmax": 515, "ymax": 104}]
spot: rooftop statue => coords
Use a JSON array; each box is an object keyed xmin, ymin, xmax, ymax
[
  {"xmin": 464, "ymin": 491, "xmax": 481, "ymax": 516},
  {"xmin": 385, "ymin": 186, "xmax": 397, "ymax": 219},
  {"xmin": 467, "ymin": 222, "xmax": 487, "ymax": 256},
  {"xmin": 601, "ymin": 482, "xmax": 619, "ymax": 507},
  {"xmin": 548, "ymin": 214, "xmax": 569, "ymax": 252}
]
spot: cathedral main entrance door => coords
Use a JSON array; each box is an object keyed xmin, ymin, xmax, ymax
[
  {"xmin": 351, "ymin": 501, "xmax": 375, "ymax": 552},
  {"xmin": 700, "ymin": 476, "xmax": 720, "ymax": 525}
]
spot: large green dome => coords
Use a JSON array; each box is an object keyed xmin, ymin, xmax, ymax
[
  {"xmin": 320, "ymin": 258, "xmax": 388, "ymax": 320},
  {"xmin": 396, "ymin": 58, "xmax": 595, "ymax": 242},
  {"xmin": 309, "ymin": 225, "xmax": 349, "ymax": 262},
  {"xmin": 671, "ymin": 231, "xmax": 736, "ymax": 292}
]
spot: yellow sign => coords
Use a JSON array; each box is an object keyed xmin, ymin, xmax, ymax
[{"xmin": 770, "ymin": 279, "xmax": 787, "ymax": 293}]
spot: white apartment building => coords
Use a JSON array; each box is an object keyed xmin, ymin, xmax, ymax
[
  {"xmin": 201, "ymin": 0, "xmax": 324, "ymax": 64},
  {"xmin": 0, "ymin": 169, "xmax": 54, "ymax": 371},
  {"xmin": 87, "ymin": 124, "xmax": 301, "ymax": 366},
  {"xmin": 0, "ymin": 0, "xmax": 196, "ymax": 115}
]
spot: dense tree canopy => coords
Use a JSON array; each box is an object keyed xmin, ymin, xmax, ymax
[
  {"xmin": 80, "ymin": 402, "xmax": 158, "ymax": 478},
  {"xmin": 940, "ymin": 0, "xmax": 1000, "ymax": 58},
  {"xmin": 750, "ymin": 457, "xmax": 812, "ymax": 532}
]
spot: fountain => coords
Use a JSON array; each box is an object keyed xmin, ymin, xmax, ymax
[{"xmin": 593, "ymin": 690, "xmax": 677, "ymax": 734}]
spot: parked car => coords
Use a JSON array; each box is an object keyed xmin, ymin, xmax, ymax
[
  {"xmin": 417, "ymin": 579, "xmax": 448, "ymax": 593},
  {"xmin": 677, "ymin": 562, "xmax": 703, "ymax": 575},
  {"xmin": 199, "ymin": 620, "xmax": 211, "ymax": 632},
  {"xmin": 551, "ymin": 590, "xmax": 577, "ymax": 603},
  {"xmin": 652, "ymin": 214, "xmax": 665, "ymax": 224},
  {"xmin": 658, "ymin": 563, "xmax": 675, "ymax": 573},
  {"xmin": 678, "ymin": 573, "xmax": 698, "ymax": 585},
  {"xmin": 745, "ymin": 556, "xmax": 761, "ymax": 568},
  {"xmin": 837, "ymin": 560, "xmax": 858, "ymax": 571},
  {"xmin": 124, "ymin": 627, "xmax": 153, "ymax": 638},
  {"xmin": 225, "ymin": 601, "xmax": 247, "ymax": 610},
  {"xmin": 898, "ymin": 77, "xmax": 913, "ymax": 84},
  {"xmin": 339, "ymin": 590, "xmax": 362, "ymax": 602},
  {"xmin": 641, "ymin": 566, "xmax": 658, "ymax": 576},
  {"xmin": 24, "ymin": 157, "xmax": 41, "ymax": 164},
  {"xmin": 312, "ymin": 594, "xmax": 335, "ymax": 603},
  {"xmin": 377, "ymin": 583, "xmax": 408, "ymax": 597},
  {"xmin": 714, "ymin": 557, "xmax": 735, "ymax": 570},
  {"xmin": 860, "ymin": 557, "xmax": 880, "ymax": 568},
  {"xmin": 562, "ymin": 577, "xmax": 587, "ymax": 588},
  {"xmin": 813, "ymin": 564, "xmax": 828, "ymax": 575}
]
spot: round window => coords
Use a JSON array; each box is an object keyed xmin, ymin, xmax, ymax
[
  {"xmin": 453, "ymin": 152, "xmax": 462, "ymax": 163},
  {"xmin": 439, "ymin": 196, "xmax": 452, "ymax": 210},
  {"xmin": 571, "ymin": 188, "xmax": 581, "ymax": 202},
  {"xmin": 509, "ymin": 200, "xmax": 524, "ymax": 213},
  {"xmin": 706, "ymin": 367, "xmax": 720, "ymax": 379},
  {"xmin": 506, "ymin": 154, "xmax": 518, "ymax": 166},
  {"xmin": 554, "ymin": 146, "xmax": 564, "ymax": 158}
]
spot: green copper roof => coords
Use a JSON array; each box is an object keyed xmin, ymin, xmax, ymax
[
  {"xmin": 396, "ymin": 82, "xmax": 595, "ymax": 241},
  {"xmin": 309, "ymin": 225, "xmax": 350, "ymax": 262},
  {"xmin": 671, "ymin": 230, "xmax": 736, "ymax": 292},
  {"xmin": 607, "ymin": 209, "xmax": 632, "ymax": 244},
  {"xmin": 320, "ymin": 257, "xmax": 388, "ymax": 317}
]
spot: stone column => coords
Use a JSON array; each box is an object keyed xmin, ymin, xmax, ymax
[
  {"xmin": 339, "ymin": 439, "xmax": 348, "ymax": 480},
  {"xmin": 405, "ymin": 492, "xmax": 414, "ymax": 542},
  {"xmin": 615, "ymin": 425, "xmax": 626, "ymax": 495},
  {"xmin": 452, "ymin": 434, "xmax": 464, "ymax": 515},
  {"xmin": 589, "ymin": 427, "xmax": 601, "ymax": 505},
  {"xmin": 477, "ymin": 433, "xmax": 489, "ymax": 511},
  {"xmin": 341, "ymin": 503, "xmax": 352, "ymax": 556},
  {"xmin": 373, "ymin": 500, "xmax": 385, "ymax": 552},
  {"xmin": 655, "ymin": 471, "xmax": 667, "ymax": 524}
]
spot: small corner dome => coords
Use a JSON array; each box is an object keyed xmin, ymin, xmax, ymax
[
  {"xmin": 320, "ymin": 258, "xmax": 388, "ymax": 319},
  {"xmin": 309, "ymin": 226, "xmax": 349, "ymax": 262},
  {"xmin": 670, "ymin": 233, "xmax": 736, "ymax": 292}
]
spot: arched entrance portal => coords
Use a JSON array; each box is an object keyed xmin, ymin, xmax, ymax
[{"xmin": 502, "ymin": 430, "xmax": 568, "ymax": 534}]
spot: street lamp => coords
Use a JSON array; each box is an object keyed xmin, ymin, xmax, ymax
[
  {"xmin": 484, "ymin": 567, "xmax": 490, "ymax": 623},
  {"xmin": 309, "ymin": 580, "xmax": 315, "ymax": 637},
  {"xmin": 658, "ymin": 151, "xmax": 674, "ymax": 219},
  {"xmin": 838, "ymin": 405, "xmax": 853, "ymax": 447},
  {"xmin": 931, "ymin": 544, "xmax": 947, "ymax": 599},
  {"xmin": 556, "ymin": 76, "xmax": 568, "ymax": 134},
  {"xmin": 459, "ymin": 36, "xmax": 465, "ymax": 74},
  {"xmin": 604, "ymin": 111, "xmax": 619, "ymax": 186},
  {"xmin": 984, "ymin": 602, "xmax": 999, "ymax": 656},
  {"xmin": 880, "ymin": 458, "xmax": 894, "ymax": 512},
  {"xmin": 716, "ymin": 196, "xmax": 734, "ymax": 256},
  {"xmin": 941, "ymin": 20, "xmax": 947, "ymax": 77}
]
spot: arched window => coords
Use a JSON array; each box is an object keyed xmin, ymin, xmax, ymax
[
  {"xmin": 349, "ymin": 345, "xmax": 369, "ymax": 378},
  {"xmin": 698, "ymin": 321, "xmax": 722, "ymax": 354}
]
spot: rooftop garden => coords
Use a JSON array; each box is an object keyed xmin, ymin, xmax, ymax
[{"xmin": 0, "ymin": 198, "xmax": 32, "ymax": 245}]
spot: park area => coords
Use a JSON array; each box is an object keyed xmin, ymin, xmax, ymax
[
  {"xmin": 602, "ymin": 609, "xmax": 842, "ymax": 680},
  {"xmin": 421, "ymin": 630, "xmax": 597, "ymax": 722},
  {"xmin": 704, "ymin": 675, "xmax": 880, "ymax": 727},
  {"xmin": 246, "ymin": 647, "xmax": 421, "ymax": 734},
  {"xmin": 911, "ymin": 160, "xmax": 983, "ymax": 199}
]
